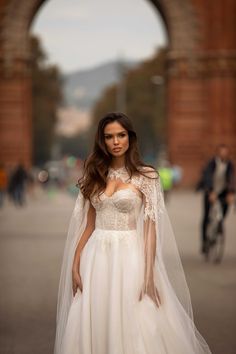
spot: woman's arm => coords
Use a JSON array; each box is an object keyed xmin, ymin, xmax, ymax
[
  {"xmin": 72, "ymin": 202, "xmax": 96, "ymax": 295},
  {"xmin": 140, "ymin": 202, "xmax": 161, "ymax": 307},
  {"xmin": 136, "ymin": 167, "xmax": 161, "ymax": 307}
]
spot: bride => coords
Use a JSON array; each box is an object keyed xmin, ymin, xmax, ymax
[{"xmin": 54, "ymin": 112, "xmax": 212, "ymax": 354}]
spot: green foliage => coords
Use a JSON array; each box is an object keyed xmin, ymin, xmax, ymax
[
  {"xmin": 55, "ymin": 132, "xmax": 91, "ymax": 160},
  {"xmin": 30, "ymin": 35, "xmax": 63, "ymax": 165},
  {"xmin": 93, "ymin": 48, "xmax": 167, "ymax": 162}
]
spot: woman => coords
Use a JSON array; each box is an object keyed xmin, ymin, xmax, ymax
[{"xmin": 54, "ymin": 112, "xmax": 211, "ymax": 354}]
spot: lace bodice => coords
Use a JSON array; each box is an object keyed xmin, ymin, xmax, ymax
[
  {"xmin": 91, "ymin": 188, "xmax": 142, "ymax": 230},
  {"xmin": 90, "ymin": 166, "xmax": 164, "ymax": 231}
]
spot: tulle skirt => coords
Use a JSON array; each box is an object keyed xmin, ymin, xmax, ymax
[{"xmin": 61, "ymin": 228, "xmax": 208, "ymax": 354}]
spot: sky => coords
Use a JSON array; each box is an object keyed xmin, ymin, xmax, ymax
[{"xmin": 31, "ymin": 0, "xmax": 167, "ymax": 74}]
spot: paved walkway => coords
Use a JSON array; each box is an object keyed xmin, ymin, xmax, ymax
[{"xmin": 0, "ymin": 189, "xmax": 235, "ymax": 354}]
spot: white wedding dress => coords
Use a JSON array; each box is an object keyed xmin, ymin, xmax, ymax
[{"xmin": 54, "ymin": 167, "xmax": 211, "ymax": 354}]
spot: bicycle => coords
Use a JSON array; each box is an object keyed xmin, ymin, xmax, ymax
[{"xmin": 205, "ymin": 199, "xmax": 225, "ymax": 263}]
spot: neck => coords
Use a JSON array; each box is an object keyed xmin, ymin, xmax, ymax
[{"xmin": 110, "ymin": 156, "xmax": 126, "ymax": 169}]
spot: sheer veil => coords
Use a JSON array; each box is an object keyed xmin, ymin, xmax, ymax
[
  {"xmin": 54, "ymin": 193, "xmax": 90, "ymax": 354},
  {"xmin": 133, "ymin": 167, "xmax": 211, "ymax": 353},
  {"xmin": 54, "ymin": 166, "xmax": 211, "ymax": 354}
]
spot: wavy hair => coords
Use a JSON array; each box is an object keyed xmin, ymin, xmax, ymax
[{"xmin": 78, "ymin": 112, "xmax": 155, "ymax": 200}]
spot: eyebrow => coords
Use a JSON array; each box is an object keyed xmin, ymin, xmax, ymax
[{"xmin": 104, "ymin": 130, "xmax": 127, "ymax": 136}]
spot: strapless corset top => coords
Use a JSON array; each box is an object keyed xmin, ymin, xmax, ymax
[{"xmin": 91, "ymin": 188, "xmax": 142, "ymax": 230}]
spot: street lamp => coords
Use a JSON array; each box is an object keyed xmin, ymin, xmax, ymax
[
  {"xmin": 150, "ymin": 75, "xmax": 165, "ymax": 162},
  {"xmin": 151, "ymin": 75, "xmax": 164, "ymax": 86},
  {"xmin": 116, "ymin": 53, "xmax": 126, "ymax": 112}
]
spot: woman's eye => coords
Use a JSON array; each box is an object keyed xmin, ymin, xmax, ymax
[
  {"xmin": 118, "ymin": 133, "xmax": 127, "ymax": 138},
  {"xmin": 105, "ymin": 135, "xmax": 112, "ymax": 140}
]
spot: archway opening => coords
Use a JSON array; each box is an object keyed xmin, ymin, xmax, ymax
[{"xmin": 30, "ymin": 0, "xmax": 169, "ymax": 168}]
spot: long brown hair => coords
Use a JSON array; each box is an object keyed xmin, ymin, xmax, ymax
[{"xmin": 78, "ymin": 112, "xmax": 155, "ymax": 200}]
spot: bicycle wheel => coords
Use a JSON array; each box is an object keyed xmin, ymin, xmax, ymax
[
  {"xmin": 204, "ymin": 226, "xmax": 216, "ymax": 262},
  {"xmin": 206, "ymin": 221, "xmax": 225, "ymax": 263},
  {"xmin": 205, "ymin": 217, "xmax": 218, "ymax": 262},
  {"xmin": 205, "ymin": 201, "xmax": 225, "ymax": 263},
  {"xmin": 210, "ymin": 229, "xmax": 225, "ymax": 263}
]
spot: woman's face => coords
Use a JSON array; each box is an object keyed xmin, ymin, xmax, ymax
[{"xmin": 104, "ymin": 121, "xmax": 129, "ymax": 158}]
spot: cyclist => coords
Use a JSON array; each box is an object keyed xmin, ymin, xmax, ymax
[{"xmin": 196, "ymin": 144, "xmax": 235, "ymax": 254}]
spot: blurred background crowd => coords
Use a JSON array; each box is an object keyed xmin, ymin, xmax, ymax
[{"xmin": 0, "ymin": 155, "xmax": 183, "ymax": 208}]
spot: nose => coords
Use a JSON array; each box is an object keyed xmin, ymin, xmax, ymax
[{"xmin": 113, "ymin": 136, "xmax": 119, "ymax": 145}]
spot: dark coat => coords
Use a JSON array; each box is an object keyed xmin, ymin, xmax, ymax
[{"xmin": 196, "ymin": 158, "xmax": 235, "ymax": 194}]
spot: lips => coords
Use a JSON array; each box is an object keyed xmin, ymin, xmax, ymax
[{"xmin": 112, "ymin": 148, "xmax": 122, "ymax": 152}]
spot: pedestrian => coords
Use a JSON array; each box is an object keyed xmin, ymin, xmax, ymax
[
  {"xmin": 0, "ymin": 163, "xmax": 8, "ymax": 208},
  {"xmin": 54, "ymin": 112, "xmax": 211, "ymax": 354},
  {"xmin": 196, "ymin": 144, "xmax": 235, "ymax": 254},
  {"xmin": 8, "ymin": 164, "xmax": 28, "ymax": 206}
]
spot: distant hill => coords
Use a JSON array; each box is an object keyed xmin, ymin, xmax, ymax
[{"xmin": 63, "ymin": 59, "xmax": 139, "ymax": 110}]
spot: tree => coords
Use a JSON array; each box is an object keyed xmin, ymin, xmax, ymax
[
  {"xmin": 92, "ymin": 48, "xmax": 167, "ymax": 162},
  {"xmin": 30, "ymin": 35, "xmax": 63, "ymax": 165}
]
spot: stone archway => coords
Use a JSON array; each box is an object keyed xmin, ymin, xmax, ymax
[{"xmin": 0, "ymin": 0, "xmax": 235, "ymax": 185}]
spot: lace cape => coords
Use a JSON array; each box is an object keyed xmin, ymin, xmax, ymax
[
  {"xmin": 106, "ymin": 166, "xmax": 164, "ymax": 221},
  {"xmin": 54, "ymin": 166, "xmax": 211, "ymax": 354}
]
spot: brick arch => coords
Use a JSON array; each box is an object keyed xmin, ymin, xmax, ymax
[
  {"xmin": 0, "ymin": 0, "xmax": 236, "ymax": 185},
  {"xmin": 0, "ymin": 0, "xmax": 200, "ymax": 71},
  {"xmin": 0, "ymin": 0, "xmax": 44, "ymax": 74},
  {"xmin": 152, "ymin": 0, "xmax": 201, "ymax": 54}
]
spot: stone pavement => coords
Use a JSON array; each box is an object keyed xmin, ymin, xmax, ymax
[{"xmin": 0, "ymin": 189, "xmax": 235, "ymax": 354}]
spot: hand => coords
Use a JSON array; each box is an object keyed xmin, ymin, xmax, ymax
[
  {"xmin": 209, "ymin": 191, "xmax": 217, "ymax": 203},
  {"xmin": 226, "ymin": 193, "xmax": 235, "ymax": 205},
  {"xmin": 72, "ymin": 264, "xmax": 83, "ymax": 296},
  {"xmin": 139, "ymin": 282, "xmax": 161, "ymax": 308}
]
